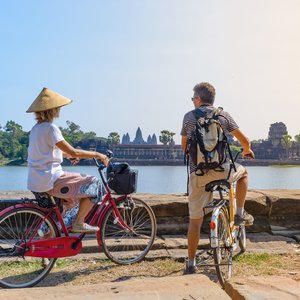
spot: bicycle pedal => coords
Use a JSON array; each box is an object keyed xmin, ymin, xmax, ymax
[
  {"xmin": 196, "ymin": 250, "xmax": 213, "ymax": 264},
  {"xmin": 206, "ymin": 249, "xmax": 213, "ymax": 256}
]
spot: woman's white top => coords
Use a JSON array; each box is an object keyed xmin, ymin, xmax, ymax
[{"xmin": 27, "ymin": 122, "xmax": 65, "ymax": 192}]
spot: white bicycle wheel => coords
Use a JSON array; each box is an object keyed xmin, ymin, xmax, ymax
[{"xmin": 212, "ymin": 207, "xmax": 233, "ymax": 288}]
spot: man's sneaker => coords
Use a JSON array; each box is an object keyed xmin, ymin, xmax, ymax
[
  {"xmin": 183, "ymin": 265, "xmax": 197, "ymax": 275},
  {"xmin": 70, "ymin": 223, "xmax": 100, "ymax": 233},
  {"xmin": 234, "ymin": 211, "xmax": 254, "ymax": 226}
]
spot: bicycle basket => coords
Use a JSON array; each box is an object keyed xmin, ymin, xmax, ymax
[{"xmin": 107, "ymin": 163, "xmax": 138, "ymax": 195}]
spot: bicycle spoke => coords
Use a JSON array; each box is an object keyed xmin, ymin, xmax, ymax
[
  {"xmin": 0, "ymin": 208, "xmax": 58, "ymax": 288},
  {"xmin": 101, "ymin": 198, "xmax": 156, "ymax": 264}
]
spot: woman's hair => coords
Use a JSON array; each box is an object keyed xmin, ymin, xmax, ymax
[{"xmin": 34, "ymin": 107, "xmax": 60, "ymax": 123}]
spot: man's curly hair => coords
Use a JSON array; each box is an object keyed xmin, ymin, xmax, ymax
[{"xmin": 193, "ymin": 82, "xmax": 216, "ymax": 104}]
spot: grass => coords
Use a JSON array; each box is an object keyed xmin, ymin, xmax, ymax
[
  {"xmin": 233, "ymin": 253, "xmax": 277, "ymax": 264},
  {"xmin": 0, "ymin": 254, "xmax": 299, "ymax": 286},
  {"xmin": 233, "ymin": 253, "xmax": 299, "ymax": 278}
]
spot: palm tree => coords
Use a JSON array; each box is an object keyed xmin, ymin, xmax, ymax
[
  {"xmin": 281, "ymin": 134, "xmax": 293, "ymax": 159},
  {"xmin": 159, "ymin": 130, "xmax": 176, "ymax": 145},
  {"xmin": 108, "ymin": 132, "xmax": 120, "ymax": 145}
]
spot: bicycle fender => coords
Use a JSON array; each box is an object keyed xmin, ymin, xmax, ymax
[
  {"xmin": 210, "ymin": 205, "xmax": 223, "ymax": 248},
  {"xmin": 0, "ymin": 204, "xmax": 61, "ymax": 236},
  {"xmin": 0, "ymin": 203, "xmax": 46, "ymax": 216}
]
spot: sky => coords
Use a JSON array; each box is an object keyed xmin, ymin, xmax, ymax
[{"xmin": 0, "ymin": 0, "xmax": 300, "ymax": 144}]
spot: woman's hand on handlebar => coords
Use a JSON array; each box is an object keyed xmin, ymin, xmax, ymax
[
  {"xmin": 69, "ymin": 157, "xmax": 80, "ymax": 165},
  {"xmin": 242, "ymin": 149, "xmax": 255, "ymax": 159},
  {"xmin": 96, "ymin": 153, "xmax": 110, "ymax": 166}
]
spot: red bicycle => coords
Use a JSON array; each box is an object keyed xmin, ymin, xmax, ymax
[{"xmin": 0, "ymin": 155, "xmax": 157, "ymax": 288}]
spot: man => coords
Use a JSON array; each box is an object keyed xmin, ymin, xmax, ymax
[{"xmin": 181, "ymin": 82, "xmax": 254, "ymax": 274}]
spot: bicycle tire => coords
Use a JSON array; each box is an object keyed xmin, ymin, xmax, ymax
[
  {"xmin": 212, "ymin": 207, "xmax": 233, "ymax": 288},
  {"xmin": 0, "ymin": 207, "xmax": 59, "ymax": 288},
  {"xmin": 100, "ymin": 197, "xmax": 157, "ymax": 265},
  {"xmin": 238, "ymin": 224, "xmax": 246, "ymax": 253}
]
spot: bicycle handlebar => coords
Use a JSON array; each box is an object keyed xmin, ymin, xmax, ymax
[
  {"xmin": 93, "ymin": 150, "xmax": 113, "ymax": 170},
  {"xmin": 233, "ymin": 148, "xmax": 254, "ymax": 162}
]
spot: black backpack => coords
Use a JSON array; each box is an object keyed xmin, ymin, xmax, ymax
[
  {"xmin": 186, "ymin": 107, "xmax": 229, "ymax": 176},
  {"xmin": 106, "ymin": 163, "xmax": 138, "ymax": 195}
]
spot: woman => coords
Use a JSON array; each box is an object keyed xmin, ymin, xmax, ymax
[{"xmin": 27, "ymin": 87, "xmax": 109, "ymax": 233}]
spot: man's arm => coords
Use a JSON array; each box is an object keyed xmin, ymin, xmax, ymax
[
  {"xmin": 231, "ymin": 128, "xmax": 255, "ymax": 158},
  {"xmin": 181, "ymin": 135, "xmax": 188, "ymax": 153}
]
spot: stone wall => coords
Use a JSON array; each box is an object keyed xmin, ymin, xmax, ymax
[{"xmin": 0, "ymin": 190, "xmax": 299, "ymax": 236}]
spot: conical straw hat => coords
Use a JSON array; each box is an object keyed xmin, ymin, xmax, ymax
[{"xmin": 26, "ymin": 87, "xmax": 73, "ymax": 113}]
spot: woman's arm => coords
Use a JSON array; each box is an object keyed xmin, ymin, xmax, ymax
[{"xmin": 56, "ymin": 140, "xmax": 109, "ymax": 166}]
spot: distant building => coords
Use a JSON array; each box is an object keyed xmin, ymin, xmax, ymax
[
  {"xmin": 133, "ymin": 127, "xmax": 145, "ymax": 144},
  {"xmin": 121, "ymin": 133, "xmax": 131, "ymax": 144},
  {"xmin": 104, "ymin": 122, "xmax": 300, "ymax": 162},
  {"xmin": 122, "ymin": 127, "xmax": 158, "ymax": 145},
  {"xmin": 268, "ymin": 122, "xmax": 288, "ymax": 147},
  {"xmin": 111, "ymin": 144, "xmax": 184, "ymax": 161}
]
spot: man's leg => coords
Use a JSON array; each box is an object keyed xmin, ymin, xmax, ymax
[
  {"xmin": 235, "ymin": 172, "xmax": 248, "ymax": 210},
  {"xmin": 187, "ymin": 217, "xmax": 203, "ymax": 260},
  {"xmin": 185, "ymin": 172, "xmax": 208, "ymax": 274},
  {"xmin": 184, "ymin": 217, "xmax": 203, "ymax": 274},
  {"xmin": 234, "ymin": 170, "xmax": 254, "ymax": 226}
]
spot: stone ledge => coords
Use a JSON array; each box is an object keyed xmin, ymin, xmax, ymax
[{"xmin": 0, "ymin": 190, "xmax": 300, "ymax": 234}]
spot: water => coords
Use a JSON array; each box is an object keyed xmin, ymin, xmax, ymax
[{"xmin": 0, "ymin": 165, "xmax": 299, "ymax": 194}]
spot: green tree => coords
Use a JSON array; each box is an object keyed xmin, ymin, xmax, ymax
[
  {"xmin": 229, "ymin": 145, "xmax": 242, "ymax": 159},
  {"xmin": 82, "ymin": 131, "xmax": 97, "ymax": 140},
  {"xmin": 108, "ymin": 132, "xmax": 120, "ymax": 145},
  {"xmin": 281, "ymin": 134, "xmax": 293, "ymax": 159},
  {"xmin": 0, "ymin": 121, "xmax": 27, "ymax": 160},
  {"xmin": 251, "ymin": 139, "xmax": 264, "ymax": 144},
  {"xmin": 60, "ymin": 121, "xmax": 84, "ymax": 145},
  {"xmin": 159, "ymin": 130, "xmax": 176, "ymax": 145},
  {"xmin": 295, "ymin": 134, "xmax": 300, "ymax": 144},
  {"xmin": 4, "ymin": 120, "xmax": 23, "ymax": 139}
]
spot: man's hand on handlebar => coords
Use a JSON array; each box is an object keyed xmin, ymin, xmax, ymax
[{"xmin": 242, "ymin": 149, "xmax": 255, "ymax": 159}]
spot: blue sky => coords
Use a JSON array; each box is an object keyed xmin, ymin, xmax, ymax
[{"xmin": 1, "ymin": 0, "xmax": 300, "ymax": 144}]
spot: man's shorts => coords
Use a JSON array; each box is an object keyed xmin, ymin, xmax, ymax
[{"xmin": 188, "ymin": 163, "xmax": 246, "ymax": 219}]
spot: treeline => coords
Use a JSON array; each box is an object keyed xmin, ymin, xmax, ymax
[
  {"xmin": 0, "ymin": 120, "xmax": 109, "ymax": 164},
  {"xmin": 0, "ymin": 121, "xmax": 29, "ymax": 163},
  {"xmin": 0, "ymin": 120, "xmax": 179, "ymax": 164}
]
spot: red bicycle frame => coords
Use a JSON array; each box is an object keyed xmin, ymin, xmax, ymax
[{"xmin": 0, "ymin": 158, "xmax": 134, "ymax": 258}]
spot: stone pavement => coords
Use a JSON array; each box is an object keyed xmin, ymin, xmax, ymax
[
  {"xmin": 0, "ymin": 275, "xmax": 231, "ymax": 300},
  {"xmin": 0, "ymin": 233, "xmax": 299, "ymax": 299},
  {"xmin": 226, "ymin": 276, "xmax": 300, "ymax": 300},
  {"xmin": 78, "ymin": 232, "xmax": 300, "ymax": 299}
]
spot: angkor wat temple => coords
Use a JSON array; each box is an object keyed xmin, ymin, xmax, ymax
[
  {"xmin": 94, "ymin": 123, "xmax": 299, "ymax": 164},
  {"xmin": 121, "ymin": 127, "xmax": 158, "ymax": 145},
  {"xmin": 247, "ymin": 122, "xmax": 300, "ymax": 160}
]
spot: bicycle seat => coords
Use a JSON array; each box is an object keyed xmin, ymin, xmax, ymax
[
  {"xmin": 31, "ymin": 192, "xmax": 62, "ymax": 210},
  {"xmin": 205, "ymin": 180, "xmax": 230, "ymax": 192}
]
